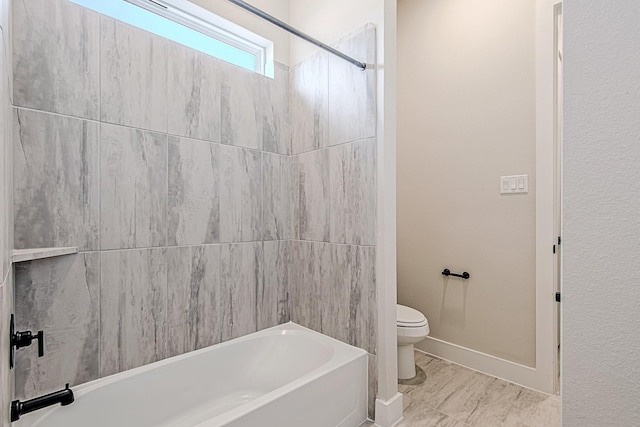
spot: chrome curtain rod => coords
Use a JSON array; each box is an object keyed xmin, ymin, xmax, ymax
[{"xmin": 226, "ymin": 0, "xmax": 367, "ymax": 70}]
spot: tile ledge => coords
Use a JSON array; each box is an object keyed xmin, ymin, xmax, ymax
[{"xmin": 12, "ymin": 247, "xmax": 79, "ymax": 263}]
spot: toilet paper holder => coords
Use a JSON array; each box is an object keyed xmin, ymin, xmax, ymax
[{"xmin": 442, "ymin": 269, "xmax": 470, "ymax": 279}]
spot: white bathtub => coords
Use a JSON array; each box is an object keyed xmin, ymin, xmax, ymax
[{"xmin": 15, "ymin": 323, "xmax": 368, "ymax": 427}]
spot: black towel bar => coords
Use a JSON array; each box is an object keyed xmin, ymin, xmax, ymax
[{"xmin": 442, "ymin": 269, "xmax": 470, "ymax": 279}]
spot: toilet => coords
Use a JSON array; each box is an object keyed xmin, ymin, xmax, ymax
[{"xmin": 397, "ymin": 304, "xmax": 430, "ymax": 380}]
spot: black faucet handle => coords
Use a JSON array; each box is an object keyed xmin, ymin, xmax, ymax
[
  {"xmin": 12, "ymin": 328, "xmax": 45, "ymax": 357},
  {"xmin": 36, "ymin": 330, "xmax": 44, "ymax": 357}
]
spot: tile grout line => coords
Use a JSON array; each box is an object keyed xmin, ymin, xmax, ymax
[
  {"xmin": 69, "ymin": 240, "xmax": 297, "ymax": 256},
  {"xmin": 97, "ymin": 13, "xmax": 103, "ymax": 376},
  {"xmin": 11, "ymin": 105, "xmax": 292, "ymax": 157},
  {"xmin": 164, "ymin": 56, "xmax": 170, "ymax": 361},
  {"xmin": 97, "ymin": 110, "xmax": 102, "ymax": 379}
]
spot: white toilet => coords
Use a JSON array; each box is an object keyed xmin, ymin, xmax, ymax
[{"xmin": 397, "ymin": 304, "xmax": 430, "ymax": 380}]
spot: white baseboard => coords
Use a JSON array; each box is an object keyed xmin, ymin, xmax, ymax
[
  {"xmin": 374, "ymin": 392, "xmax": 403, "ymax": 427},
  {"xmin": 416, "ymin": 336, "xmax": 553, "ymax": 394}
]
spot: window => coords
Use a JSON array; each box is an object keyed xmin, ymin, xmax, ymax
[{"xmin": 70, "ymin": 0, "xmax": 274, "ymax": 76}]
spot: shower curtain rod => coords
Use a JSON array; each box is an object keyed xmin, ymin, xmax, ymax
[{"xmin": 226, "ymin": 0, "xmax": 367, "ymax": 70}]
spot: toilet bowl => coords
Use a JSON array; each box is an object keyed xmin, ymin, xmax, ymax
[{"xmin": 397, "ymin": 304, "xmax": 430, "ymax": 380}]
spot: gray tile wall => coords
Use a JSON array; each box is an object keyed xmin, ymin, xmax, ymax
[
  {"xmin": 14, "ymin": 254, "xmax": 100, "ymax": 397},
  {"xmin": 167, "ymin": 136, "xmax": 219, "ymax": 246},
  {"xmin": 100, "ymin": 16, "xmax": 168, "ymax": 132},
  {"xmin": 289, "ymin": 25, "xmax": 378, "ymax": 418},
  {"xmin": 167, "ymin": 43, "xmax": 221, "ymax": 142},
  {"xmin": 218, "ymin": 145, "xmax": 262, "ymax": 242},
  {"xmin": 99, "ymin": 249, "xmax": 167, "ymax": 378},
  {"xmin": 11, "ymin": 0, "xmax": 291, "ymax": 399},
  {"xmin": 0, "ymin": 0, "xmax": 13, "ymax": 425},
  {"xmin": 263, "ymin": 153, "xmax": 292, "ymax": 241},
  {"xmin": 290, "ymin": 52, "xmax": 329, "ymax": 154},
  {"xmin": 261, "ymin": 240, "xmax": 291, "ymax": 328},
  {"xmin": 166, "ymin": 245, "xmax": 221, "ymax": 357},
  {"xmin": 14, "ymin": 109, "xmax": 100, "ymax": 251},
  {"xmin": 13, "ymin": 0, "xmax": 99, "ymax": 120},
  {"xmin": 100, "ymin": 124, "xmax": 167, "ymax": 250}
]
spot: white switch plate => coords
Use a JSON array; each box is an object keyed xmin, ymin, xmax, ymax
[{"xmin": 500, "ymin": 174, "xmax": 529, "ymax": 194}]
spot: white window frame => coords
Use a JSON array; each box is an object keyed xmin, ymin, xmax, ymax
[
  {"xmin": 125, "ymin": 0, "xmax": 274, "ymax": 76},
  {"xmin": 71, "ymin": 0, "xmax": 274, "ymax": 78}
]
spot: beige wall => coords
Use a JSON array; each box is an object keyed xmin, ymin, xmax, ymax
[
  {"xmin": 190, "ymin": 0, "xmax": 290, "ymax": 64},
  {"xmin": 289, "ymin": 0, "xmax": 383, "ymax": 65},
  {"xmin": 192, "ymin": 0, "xmax": 380, "ymax": 67},
  {"xmin": 397, "ymin": 0, "xmax": 536, "ymax": 367}
]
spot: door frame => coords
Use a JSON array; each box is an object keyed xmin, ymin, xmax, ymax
[
  {"xmin": 535, "ymin": 0, "xmax": 563, "ymax": 395},
  {"xmin": 553, "ymin": 2, "xmax": 563, "ymax": 395}
]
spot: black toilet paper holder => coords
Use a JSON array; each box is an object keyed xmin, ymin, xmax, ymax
[{"xmin": 442, "ymin": 269, "xmax": 470, "ymax": 279}]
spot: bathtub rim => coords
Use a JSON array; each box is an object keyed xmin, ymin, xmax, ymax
[{"xmin": 22, "ymin": 322, "xmax": 368, "ymax": 427}]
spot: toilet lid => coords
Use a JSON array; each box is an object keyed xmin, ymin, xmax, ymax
[{"xmin": 397, "ymin": 304, "xmax": 427, "ymax": 327}]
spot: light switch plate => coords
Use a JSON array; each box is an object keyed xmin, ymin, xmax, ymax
[{"xmin": 500, "ymin": 174, "xmax": 529, "ymax": 194}]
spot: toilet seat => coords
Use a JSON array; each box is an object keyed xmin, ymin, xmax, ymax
[{"xmin": 397, "ymin": 304, "xmax": 428, "ymax": 328}]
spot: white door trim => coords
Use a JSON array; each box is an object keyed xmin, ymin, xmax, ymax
[{"xmin": 534, "ymin": 0, "xmax": 562, "ymax": 395}]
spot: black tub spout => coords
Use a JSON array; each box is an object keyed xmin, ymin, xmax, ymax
[{"xmin": 11, "ymin": 383, "xmax": 74, "ymax": 421}]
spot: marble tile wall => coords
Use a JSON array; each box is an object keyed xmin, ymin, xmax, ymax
[
  {"xmin": 290, "ymin": 241, "xmax": 376, "ymax": 353},
  {"xmin": 218, "ymin": 144, "xmax": 262, "ymax": 243},
  {"xmin": 11, "ymin": 0, "xmax": 292, "ymax": 398},
  {"xmin": 13, "ymin": 109, "xmax": 100, "ymax": 251},
  {"xmin": 100, "ymin": 249, "xmax": 167, "ymax": 378},
  {"xmin": 263, "ymin": 64, "xmax": 291, "ymax": 155},
  {"xmin": 291, "ymin": 28, "xmax": 377, "ymax": 246},
  {"xmin": 291, "ymin": 136, "xmax": 377, "ymax": 245},
  {"xmin": 13, "ymin": 0, "xmax": 100, "ymax": 120},
  {"xmin": 220, "ymin": 61, "xmax": 262, "ymax": 150},
  {"xmin": 290, "ymin": 52, "xmax": 329, "ymax": 154},
  {"xmin": 261, "ymin": 240, "xmax": 290, "ymax": 328},
  {"xmin": 167, "ymin": 42, "xmax": 221, "ymax": 143},
  {"xmin": 12, "ymin": 242, "xmax": 284, "ymax": 398},
  {"xmin": 100, "ymin": 16, "xmax": 168, "ymax": 132},
  {"xmin": 293, "ymin": 149, "xmax": 330, "ymax": 241},
  {"xmin": 167, "ymin": 136, "xmax": 219, "ymax": 246},
  {"xmin": 289, "ymin": 24, "xmax": 378, "ymax": 418},
  {"xmin": 11, "ymin": 0, "xmax": 379, "ymax": 421},
  {"xmin": 328, "ymin": 25, "xmax": 377, "ymax": 146},
  {"xmin": 166, "ymin": 245, "xmax": 221, "ymax": 357},
  {"xmin": 290, "ymin": 241, "xmax": 331, "ymax": 333},
  {"xmin": 263, "ymin": 153, "xmax": 292, "ymax": 241},
  {"xmin": 220, "ymin": 242, "xmax": 262, "ymax": 341},
  {"xmin": 14, "ymin": 254, "xmax": 100, "ymax": 398},
  {"xmin": 100, "ymin": 124, "xmax": 167, "ymax": 250},
  {"xmin": 329, "ymin": 138, "xmax": 377, "ymax": 245}
]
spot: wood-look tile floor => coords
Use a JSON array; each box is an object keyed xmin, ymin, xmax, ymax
[{"xmin": 364, "ymin": 351, "xmax": 560, "ymax": 427}]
